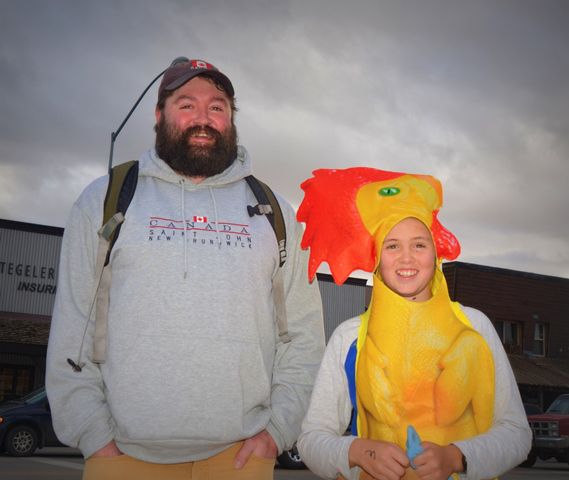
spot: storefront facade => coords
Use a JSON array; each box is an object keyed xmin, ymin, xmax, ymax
[{"xmin": 0, "ymin": 219, "xmax": 62, "ymax": 400}]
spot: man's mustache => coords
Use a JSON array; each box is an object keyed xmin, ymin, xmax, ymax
[{"xmin": 184, "ymin": 125, "xmax": 222, "ymax": 141}]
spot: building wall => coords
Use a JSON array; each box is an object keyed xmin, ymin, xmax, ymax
[
  {"xmin": 0, "ymin": 220, "xmax": 63, "ymax": 316},
  {"xmin": 443, "ymin": 261, "xmax": 569, "ymax": 359},
  {"xmin": 0, "ymin": 220, "xmax": 62, "ymax": 400},
  {"xmin": 316, "ymin": 273, "xmax": 368, "ymax": 342}
]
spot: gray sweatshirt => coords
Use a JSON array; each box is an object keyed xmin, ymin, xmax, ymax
[{"xmin": 46, "ymin": 146, "xmax": 325, "ymax": 463}]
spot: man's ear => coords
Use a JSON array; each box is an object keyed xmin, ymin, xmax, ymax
[{"xmin": 155, "ymin": 106, "xmax": 162, "ymax": 125}]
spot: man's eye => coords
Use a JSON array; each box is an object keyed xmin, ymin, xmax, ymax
[
  {"xmin": 180, "ymin": 104, "xmax": 193, "ymax": 109},
  {"xmin": 210, "ymin": 105, "xmax": 224, "ymax": 112}
]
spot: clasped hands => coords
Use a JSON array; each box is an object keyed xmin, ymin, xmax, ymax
[{"xmin": 349, "ymin": 438, "xmax": 464, "ymax": 480}]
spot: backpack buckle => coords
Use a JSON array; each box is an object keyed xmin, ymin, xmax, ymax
[{"xmin": 247, "ymin": 204, "xmax": 273, "ymax": 217}]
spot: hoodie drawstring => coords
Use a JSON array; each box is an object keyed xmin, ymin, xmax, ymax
[
  {"xmin": 180, "ymin": 179, "xmax": 188, "ymax": 279},
  {"xmin": 208, "ymin": 186, "xmax": 222, "ymax": 248},
  {"xmin": 180, "ymin": 181, "xmax": 222, "ymax": 279}
]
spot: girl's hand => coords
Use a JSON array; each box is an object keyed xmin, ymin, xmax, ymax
[{"xmin": 349, "ymin": 438, "xmax": 409, "ymax": 480}]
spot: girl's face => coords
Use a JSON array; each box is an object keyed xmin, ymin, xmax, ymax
[{"xmin": 378, "ymin": 217, "xmax": 436, "ymax": 302}]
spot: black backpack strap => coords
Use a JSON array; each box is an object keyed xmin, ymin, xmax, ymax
[
  {"xmin": 69, "ymin": 161, "xmax": 139, "ymax": 371},
  {"xmin": 245, "ymin": 175, "xmax": 287, "ymax": 267},
  {"xmin": 245, "ymin": 175, "xmax": 290, "ymax": 343},
  {"xmin": 92, "ymin": 160, "xmax": 139, "ymax": 363},
  {"xmin": 101, "ymin": 160, "xmax": 139, "ymax": 265}
]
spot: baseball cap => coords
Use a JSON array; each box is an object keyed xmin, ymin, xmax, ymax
[{"xmin": 158, "ymin": 58, "xmax": 235, "ymax": 100}]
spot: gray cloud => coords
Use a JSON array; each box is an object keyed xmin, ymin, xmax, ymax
[{"xmin": 1, "ymin": 0, "xmax": 568, "ymax": 278}]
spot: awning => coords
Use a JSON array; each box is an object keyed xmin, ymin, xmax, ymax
[
  {"xmin": 508, "ymin": 354, "xmax": 569, "ymax": 389},
  {"xmin": 0, "ymin": 314, "xmax": 51, "ymax": 345}
]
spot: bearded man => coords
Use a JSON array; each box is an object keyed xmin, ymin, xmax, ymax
[{"xmin": 46, "ymin": 58, "xmax": 325, "ymax": 480}]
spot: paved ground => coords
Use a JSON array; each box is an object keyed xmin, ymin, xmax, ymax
[{"xmin": 0, "ymin": 447, "xmax": 567, "ymax": 480}]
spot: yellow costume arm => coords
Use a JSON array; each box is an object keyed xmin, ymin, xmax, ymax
[{"xmin": 435, "ymin": 330, "xmax": 495, "ymax": 432}]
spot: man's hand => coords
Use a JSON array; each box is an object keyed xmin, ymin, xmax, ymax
[
  {"xmin": 413, "ymin": 442, "xmax": 463, "ymax": 480},
  {"xmin": 349, "ymin": 438, "xmax": 409, "ymax": 480},
  {"xmin": 89, "ymin": 440, "xmax": 123, "ymax": 458},
  {"xmin": 234, "ymin": 430, "xmax": 278, "ymax": 469}
]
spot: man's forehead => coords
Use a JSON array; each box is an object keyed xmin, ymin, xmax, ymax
[{"xmin": 173, "ymin": 92, "xmax": 230, "ymax": 103}]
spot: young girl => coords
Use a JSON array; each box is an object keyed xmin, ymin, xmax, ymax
[{"xmin": 296, "ymin": 167, "xmax": 531, "ymax": 480}]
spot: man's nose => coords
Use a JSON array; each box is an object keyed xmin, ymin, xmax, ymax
[{"xmin": 191, "ymin": 106, "xmax": 212, "ymax": 125}]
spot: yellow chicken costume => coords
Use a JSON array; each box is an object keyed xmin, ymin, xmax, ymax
[{"xmin": 297, "ymin": 167, "xmax": 495, "ymax": 479}]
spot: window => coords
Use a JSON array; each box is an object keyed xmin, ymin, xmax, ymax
[
  {"xmin": 533, "ymin": 323, "xmax": 547, "ymax": 356},
  {"xmin": 0, "ymin": 365, "xmax": 34, "ymax": 402},
  {"xmin": 494, "ymin": 320, "xmax": 523, "ymax": 354},
  {"xmin": 546, "ymin": 395, "xmax": 569, "ymax": 414}
]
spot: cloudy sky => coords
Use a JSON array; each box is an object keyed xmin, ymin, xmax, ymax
[{"xmin": 1, "ymin": 0, "xmax": 568, "ymax": 279}]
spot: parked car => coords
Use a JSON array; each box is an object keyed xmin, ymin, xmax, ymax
[
  {"xmin": 523, "ymin": 402, "xmax": 543, "ymax": 416},
  {"xmin": 521, "ymin": 393, "xmax": 569, "ymax": 467},
  {"xmin": 0, "ymin": 387, "xmax": 63, "ymax": 456}
]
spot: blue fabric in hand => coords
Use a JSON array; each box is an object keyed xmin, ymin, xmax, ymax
[
  {"xmin": 406, "ymin": 425, "xmax": 423, "ymax": 469},
  {"xmin": 406, "ymin": 425, "xmax": 453, "ymax": 480}
]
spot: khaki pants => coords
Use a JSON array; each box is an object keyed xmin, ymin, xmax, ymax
[{"xmin": 83, "ymin": 442, "xmax": 274, "ymax": 480}]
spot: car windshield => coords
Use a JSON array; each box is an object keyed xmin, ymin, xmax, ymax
[
  {"xmin": 546, "ymin": 396, "xmax": 569, "ymax": 414},
  {"xmin": 17, "ymin": 388, "xmax": 46, "ymax": 405},
  {"xmin": 524, "ymin": 403, "xmax": 541, "ymax": 415}
]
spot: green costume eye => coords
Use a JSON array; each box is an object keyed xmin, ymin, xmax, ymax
[{"xmin": 379, "ymin": 187, "xmax": 400, "ymax": 196}]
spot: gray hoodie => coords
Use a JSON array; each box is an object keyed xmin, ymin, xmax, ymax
[{"xmin": 46, "ymin": 146, "xmax": 325, "ymax": 463}]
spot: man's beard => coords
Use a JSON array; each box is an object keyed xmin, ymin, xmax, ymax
[{"xmin": 155, "ymin": 118, "xmax": 238, "ymax": 178}]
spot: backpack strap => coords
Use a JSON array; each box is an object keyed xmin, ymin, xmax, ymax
[
  {"xmin": 101, "ymin": 161, "xmax": 139, "ymax": 263},
  {"xmin": 245, "ymin": 175, "xmax": 286, "ymax": 267},
  {"xmin": 245, "ymin": 175, "xmax": 290, "ymax": 343},
  {"xmin": 93, "ymin": 161, "xmax": 139, "ymax": 363}
]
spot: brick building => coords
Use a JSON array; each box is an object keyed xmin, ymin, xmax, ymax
[{"xmin": 443, "ymin": 261, "xmax": 569, "ymax": 408}]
